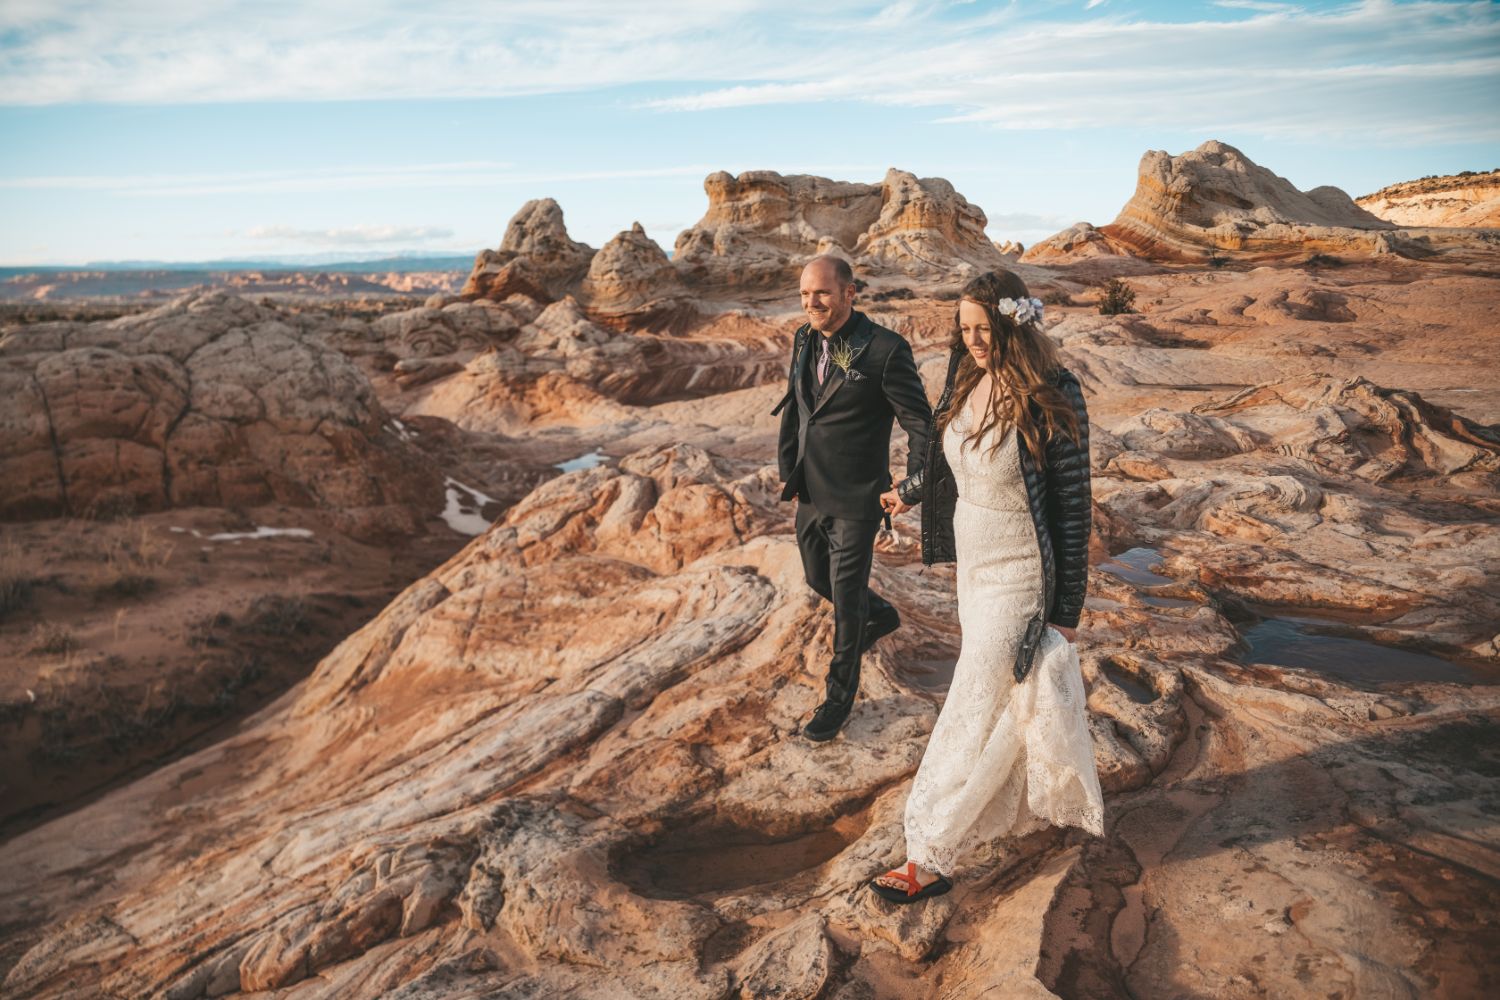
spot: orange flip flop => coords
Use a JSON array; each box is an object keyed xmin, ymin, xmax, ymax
[{"xmin": 868, "ymin": 861, "xmax": 953, "ymax": 903}]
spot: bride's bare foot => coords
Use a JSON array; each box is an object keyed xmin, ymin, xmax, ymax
[{"xmin": 873, "ymin": 861, "xmax": 941, "ymax": 891}]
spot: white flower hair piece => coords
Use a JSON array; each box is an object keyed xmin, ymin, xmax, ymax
[{"xmin": 995, "ymin": 296, "xmax": 1045, "ymax": 326}]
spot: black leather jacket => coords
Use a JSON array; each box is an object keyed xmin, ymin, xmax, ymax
[{"xmin": 896, "ymin": 349, "xmax": 1092, "ymax": 680}]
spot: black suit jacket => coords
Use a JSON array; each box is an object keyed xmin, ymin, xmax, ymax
[{"xmin": 773, "ymin": 310, "xmax": 933, "ymax": 520}]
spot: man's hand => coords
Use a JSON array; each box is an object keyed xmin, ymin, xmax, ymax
[
  {"xmin": 1050, "ymin": 624, "xmax": 1077, "ymax": 644},
  {"xmin": 879, "ymin": 489, "xmax": 912, "ymax": 515}
]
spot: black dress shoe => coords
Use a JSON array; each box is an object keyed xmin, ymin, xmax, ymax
[
  {"xmin": 860, "ymin": 607, "xmax": 902, "ymax": 653},
  {"xmin": 802, "ymin": 700, "xmax": 852, "ymax": 742}
]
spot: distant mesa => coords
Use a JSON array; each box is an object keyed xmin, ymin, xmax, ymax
[
  {"xmin": 461, "ymin": 167, "xmax": 1010, "ymax": 316},
  {"xmin": 1355, "ymin": 168, "xmax": 1500, "ymax": 229},
  {"xmin": 1025, "ymin": 140, "xmax": 1459, "ymax": 263}
]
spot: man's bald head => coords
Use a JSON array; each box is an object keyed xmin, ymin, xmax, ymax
[
  {"xmin": 799, "ymin": 255, "xmax": 857, "ymax": 333},
  {"xmin": 803, "ymin": 254, "xmax": 854, "ymax": 289}
]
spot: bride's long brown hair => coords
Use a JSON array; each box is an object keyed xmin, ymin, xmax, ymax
[{"xmin": 937, "ymin": 270, "xmax": 1080, "ymax": 463}]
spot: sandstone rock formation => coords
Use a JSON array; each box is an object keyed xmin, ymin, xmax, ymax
[
  {"xmin": 462, "ymin": 168, "xmax": 1012, "ymax": 313},
  {"xmin": 1022, "ymin": 222, "xmax": 1126, "ymax": 261},
  {"xmin": 0, "ymin": 290, "xmax": 441, "ymax": 538},
  {"xmin": 672, "ymin": 167, "xmax": 1008, "ymax": 293},
  {"xmin": 1097, "ymin": 373, "xmax": 1500, "ymax": 657},
  {"xmin": 671, "ymin": 170, "xmax": 882, "ymax": 293},
  {"xmin": 404, "ymin": 297, "xmax": 783, "ymax": 432},
  {"xmin": 461, "ymin": 198, "xmax": 595, "ymax": 303},
  {"xmin": 579, "ymin": 222, "xmax": 685, "ymax": 319},
  {"xmin": 853, "ymin": 169, "xmax": 1010, "ymax": 281},
  {"xmin": 1106, "ymin": 140, "xmax": 1393, "ymax": 259},
  {"xmin": 1357, "ymin": 168, "xmax": 1500, "ymax": 229},
  {"xmin": 1022, "ymin": 141, "xmax": 1485, "ymax": 264}
]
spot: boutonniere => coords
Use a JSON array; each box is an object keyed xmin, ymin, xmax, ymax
[{"xmin": 829, "ymin": 339, "xmax": 867, "ymax": 382}]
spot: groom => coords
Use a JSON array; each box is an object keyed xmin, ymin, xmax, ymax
[{"xmin": 773, "ymin": 255, "xmax": 933, "ymax": 741}]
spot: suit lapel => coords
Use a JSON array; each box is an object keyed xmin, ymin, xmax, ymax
[
  {"xmin": 793, "ymin": 325, "xmax": 816, "ymax": 412},
  {"xmin": 812, "ymin": 314, "xmax": 874, "ymax": 416}
]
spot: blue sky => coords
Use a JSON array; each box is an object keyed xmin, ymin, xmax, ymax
[{"xmin": 2, "ymin": 0, "xmax": 1497, "ymax": 266}]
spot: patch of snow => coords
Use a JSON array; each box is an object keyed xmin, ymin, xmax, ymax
[
  {"xmin": 205, "ymin": 526, "xmax": 315, "ymax": 542},
  {"xmin": 443, "ymin": 476, "xmax": 498, "ymax": 536},
  {"xmin": 386, "ymin": 418, "xmax": 418, "ymax": 441}
]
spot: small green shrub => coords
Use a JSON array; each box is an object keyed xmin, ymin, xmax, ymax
[{"xmin": 1098, "ymin": 278, "xmax": 1136, "ymax": 316}]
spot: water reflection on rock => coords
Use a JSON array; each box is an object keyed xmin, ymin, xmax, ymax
[{"xmin": 1239, "ymin": 615, "xmax": 1490, "ymax": 687}]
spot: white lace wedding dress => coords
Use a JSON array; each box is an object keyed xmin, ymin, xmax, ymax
[{"xmin": 903, "ymin": 406, "xmax": 1105, "ymax": 878}]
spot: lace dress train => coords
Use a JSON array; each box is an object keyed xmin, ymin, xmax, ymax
[{"xmin": 903, "ymin": 409, "xmax": 1105, "ymax": 879}]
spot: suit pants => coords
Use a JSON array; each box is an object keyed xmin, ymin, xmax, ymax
[{"xmin": 794, "ymin": 498, "xmax": 896, "ymax": 708}]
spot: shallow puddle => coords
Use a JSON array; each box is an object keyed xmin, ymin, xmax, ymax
[
  {"xmin": 1240, "ymin": 616, "xmax": 1489, "ymax": 686},
  {"xmin": 617, "ymin": 812, "xmax": 866, "ymax": 899},
  {"xmin": 1103, "ymin": 661, "xmax": 1158, "ymax": 703},
  {"xmin": 1140, "ymin": 594, "xmax": 1198, "ymax": 610},
  {"xmin": 1100, "ymin": 547, "xmax": 1173, "ymax": 587},
  {"xmin": 556, "ymin": 450, "xmax": 607, "ymax": 473}
]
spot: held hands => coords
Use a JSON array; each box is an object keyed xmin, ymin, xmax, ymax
[
  {"xmin": 1050, "ymin": 624, "xmax": 1077, "ymax": 644},
  {"xmin": 879, "ymin": 489, "xmax": 912, "ymax": 516}
]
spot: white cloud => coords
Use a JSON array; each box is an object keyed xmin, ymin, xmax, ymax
[
  {"xmin": 0, "ymin": 1, "xmax": 816, "ymax": 104},
  {"xmin": 0, "ymin": 1, "xmax": 1495, "ymax": 143},
  {"xmin": 245, "ymin": 224, "xmax": 455, "ymax": 246},
  {"xmin": 646, "ymin": 2, "xmax": 1500, "ymax": 142},
  {"xmin": 1215, "ymin": 1, "xmax": 1299, "ymax": 11}
]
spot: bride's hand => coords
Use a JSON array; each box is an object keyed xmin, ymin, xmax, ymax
[
  {"xmin": 879, "ymin": 489, "xmax": 911, "ymax": 515},
  {"xmin": 1050, "ymin": 624, "xmax": 1077, "ymax": 643}
]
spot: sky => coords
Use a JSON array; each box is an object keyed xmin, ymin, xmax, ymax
[{"xmin": 1, "ymin": 0, "xmax": 1497, "ymax": 266}]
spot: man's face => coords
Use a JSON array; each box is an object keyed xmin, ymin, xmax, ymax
[{"xmin": 799, "ymin": 261, "xmax": 855, "ymax": 333}]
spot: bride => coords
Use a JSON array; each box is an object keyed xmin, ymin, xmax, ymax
[{"xmin": 871, "ymin": 269, "xmax": 1104, "ymax": 903}]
